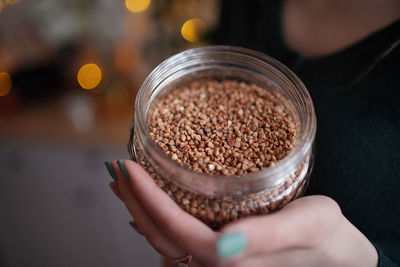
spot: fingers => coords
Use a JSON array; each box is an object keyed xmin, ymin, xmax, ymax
[
  {"xmin": 121, "ymin": 160, "xmax": 217, "ymax": 261},
  {"xmin": 216, "ymin": 196, "xmax": 342, "ymax": 261},
  {"xmin": 109, "ymin": 181, "xmax": 122, "ymax": 201},
  {"xmin": 129, "ymin": 221, "xmax": 144, "ymax": 235},
  {"xmin": 110, "ymin": 160, "xmax": 185, "ymax": 259}
]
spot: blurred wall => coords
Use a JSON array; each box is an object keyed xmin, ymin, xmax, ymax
[{"xmin": 0, "ymin": 141, "xmax": 159, "ymax": 266}]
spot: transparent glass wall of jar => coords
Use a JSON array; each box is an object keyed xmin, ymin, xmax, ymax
[{"xmin": 128, "ymin": 46, "xmax": 316, "ymax": 229}]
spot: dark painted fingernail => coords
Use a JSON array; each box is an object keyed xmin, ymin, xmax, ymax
[
  {"xmin": 104, "ymin": 161, "xmax": 117, "ymax": 181},
  {"xmin": 117, "ymin": 160, "xmax": 130, "ymax": 180},
  {"xmin": 217, "ymin": 232, "xmax": 247, "ymax": 259}
]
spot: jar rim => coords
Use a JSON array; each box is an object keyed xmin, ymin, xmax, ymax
[{"xmin": 133, "ymin": 45, "xmax": 316, "ymax": 195}]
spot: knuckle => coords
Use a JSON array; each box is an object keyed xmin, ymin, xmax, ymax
[
  {"xmin": 307, "ymin": 196, "xmax": 343, "ymax": 245},
  {"xmin": 315, "ymin": 195, "xmax": 342, "ymax": 218}
]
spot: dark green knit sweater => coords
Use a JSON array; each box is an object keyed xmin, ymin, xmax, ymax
[{"xmin": 217, "ymin": 1, "xmax": 400, "ymax": 265}]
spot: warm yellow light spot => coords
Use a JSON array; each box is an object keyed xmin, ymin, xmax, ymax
[
  {"xmin": 0, "ymin": 72, "xmax": 12, "ymax": 97},
  {"xmin": 6, "ymin": 0, "xmax": 20, "ymax": 4},
  {"xmin": 181, "ymin": 18, "xmax": 206, "ymax": 43},
  {"xmin": 125, "ymin": 0, "xmax": 150, "ymax": 13},
  {"xmin": 77, "ymin": 63, "xmax": 102, "ymax": 90}
]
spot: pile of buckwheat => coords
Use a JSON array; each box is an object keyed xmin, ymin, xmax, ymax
[{"xmin": 149, "ymin": 79, "xmax": 296, "ymax": 176}]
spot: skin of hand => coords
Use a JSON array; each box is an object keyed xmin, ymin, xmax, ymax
[{"xmin": 107, "ymin": 160, "xmax": 378, "ymax": 267}]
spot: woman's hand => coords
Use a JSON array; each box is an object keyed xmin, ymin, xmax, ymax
[
  {"xmin": 106, "ymin": 159, "xmax": 378, "ymax": 267},
  {"xmin": 215, "ymin": 195, "xmax": 378, "ymax": 267}
]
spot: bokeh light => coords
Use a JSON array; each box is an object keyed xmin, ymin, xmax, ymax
[
  {"xmin": 77, "ymin": 63, "xmax": 102, "ymax": 90},
  {"xmin": 181, "ymin": 18, "xmax": 206, "ymax": 43},
  {"xmin": 0, "ymin": 72, "xmax": 12, "ymax": 97},
  {"xmin": 125, "ymin": 0, "xmax": 150, "ymax": 13},
  {"xmin": 6, "ymin": 0, "xmax": 21, "ymax": 4}
]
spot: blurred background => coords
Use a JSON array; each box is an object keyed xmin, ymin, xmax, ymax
[{"xmin": 0, "ymin": 0, "xmax": 220, "ymax": 266}]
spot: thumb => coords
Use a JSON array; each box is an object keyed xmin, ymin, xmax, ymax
[
  {"xmin": 215, "ymin": 196, "xmax": 341, "ymax": 261},
  {"xmin": 215, "ymin": 215, "xmax": 285, "ymax": 262}
]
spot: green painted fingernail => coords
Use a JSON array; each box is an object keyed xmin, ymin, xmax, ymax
[
  {"xmin": 117, "ymin": 160, "xmax": 129, "ymax": 180},
  {"xmin": 104, "ymin": 161, "xmax": 117, "ymax": 181},
  {"xmin": 217, "ymin": 232, "xmax": 247, "ymax": 259}
]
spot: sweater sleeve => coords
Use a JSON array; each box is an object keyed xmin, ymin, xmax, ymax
[{"xmin": 375, "ymin": 244, "xmax": 400, "ymax": 267}]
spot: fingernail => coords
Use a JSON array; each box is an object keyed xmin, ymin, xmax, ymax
[
  {"xmin": 117, "ymin": 160, "xmax": 130, "ymax": 180},
  {"xmin": 217, "ymin": 232, "xmax": 247, "ymax": 259},
  {"xmin": 104, "ymin": 161, "xmax": 117, "ymax": 181}
]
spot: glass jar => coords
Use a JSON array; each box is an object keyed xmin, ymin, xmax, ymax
[{"xmin": 128, "ymin": 46, "xmax": 316, "ymax": 230}]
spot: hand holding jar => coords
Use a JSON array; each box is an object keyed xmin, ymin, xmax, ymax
[{"xmin": 106, "ymin": 160, "xmax": 378, "ymax": 267}]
